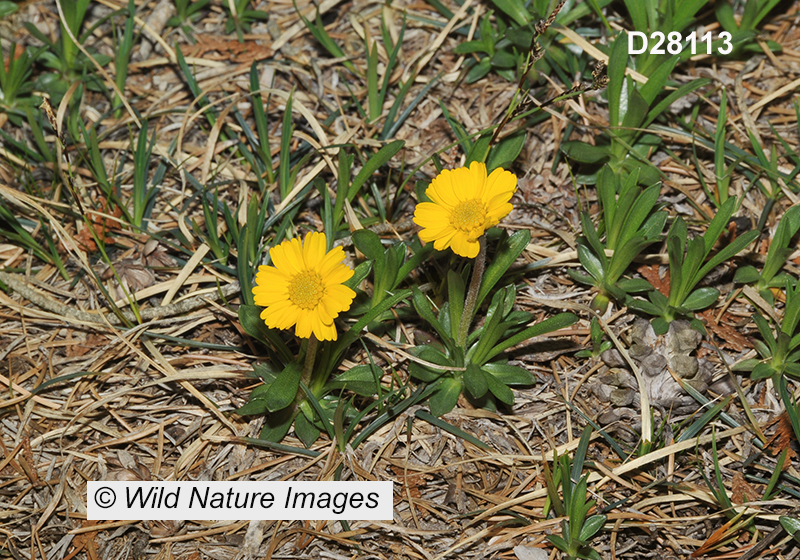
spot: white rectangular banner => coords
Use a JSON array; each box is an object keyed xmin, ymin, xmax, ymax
[{"xmin": 87, "ymin": 481, "xmax": 393, "ymax": 520}]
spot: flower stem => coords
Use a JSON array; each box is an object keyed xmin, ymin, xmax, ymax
[
  {"xmin": 457, "ymin": 238, "xmax": 486, "ymax": 348},
  {"xmin": 301, "ymin": 334, "xmax": 319, "ymax": 388}
]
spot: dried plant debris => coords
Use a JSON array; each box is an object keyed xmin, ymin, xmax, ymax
[{"xmin": 593, "ymin": 319, "xmax": 733, "ymax": 431}]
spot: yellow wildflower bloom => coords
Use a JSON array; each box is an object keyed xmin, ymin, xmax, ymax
[
  {"xmin": 413, "ymin": 162, "xmax": 517, "ymax": 258},
  {"xmin": 253, "ymin": 232, "xmax": 355, "ymax": 341}
]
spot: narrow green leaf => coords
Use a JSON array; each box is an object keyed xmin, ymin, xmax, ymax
[
  {"xmin": 349, "ymin": 140, "xmax": 404, "ymax": 200},
  {"xmin": 484, "ymin": 312, "xmax": 578, "ymax": 362},
  {"xmin": 415, "ymin": 410, "xmax": 491, "ymax": 449},
  {"xmin": 476, "ymin": 229, "xmax": 531, "ymax": 309}
]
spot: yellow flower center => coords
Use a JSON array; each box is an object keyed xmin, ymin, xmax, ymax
[
  {"xmin": 450, "ymin": 199, "xmax": 488, "ymax": 232},
  {"xmin": 288, "ymin": 270, "xmax": 325, "ymax": 310}
]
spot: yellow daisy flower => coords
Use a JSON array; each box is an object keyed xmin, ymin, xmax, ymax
[
  {"xmin": 413, "ymin": 162, "xmax": 517, "ymax": 258},
  {"xmin": 253, "ymin": 232, "xmax": 355, "ymax": 341}
]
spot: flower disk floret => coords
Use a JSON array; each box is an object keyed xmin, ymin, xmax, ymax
[
  {"xmin": 252, "ymin": 232, "xmax": 355, "ymax": 341},
  {"xmin": 413, "ymin": 161, "xmax": 517, "ymax": 258}
]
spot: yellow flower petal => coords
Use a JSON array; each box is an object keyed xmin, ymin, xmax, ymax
[
  {"xmin": 413, "ymin": 163, "xmax": 517, "ymax": 258},
  {"xmin": 302, "ymin": 231, "xmax": 326, "ymax": 268},
  {"xmin": 253, "ymin": 232, "xmax": 355, "ymax": 340}
]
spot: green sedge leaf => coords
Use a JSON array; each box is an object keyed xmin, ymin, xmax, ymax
[
  {"xmin": 348, "ymin": 140, "xmax": 404, "ymax": 200},
  {"xmin": 489, "ymin": 0, "xmax": 530, "ymax": 25}
]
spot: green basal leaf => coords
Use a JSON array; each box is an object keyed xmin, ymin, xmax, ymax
[
  {"xmin": 481, "ymin": 362, "xmax": 535, "ymax": 385},
  {"xmin": 463, "ymin": 362, "xmax": 489, "ymax": 399},
  {"xmin": 580, "ymin": 212, "xmax": 606, "ymax": 264},
  {"xmin": 466, "ymin": 134, "xmax": 491, "ymax": 166},
  {"xmin": 408, "ymin": 344, "xmax": 452, "ymax": 382},
  {"xmin": 448, "ymin": 269, "xmax": 465, "ymax": 340},
  {"xmin": 753, "ymin": 313, "xmax": 777, "ymax": 350},
  {"xmin": 258, "ymin": 406, "xmax": 296, "ymax": 443},
  {"xmin": 694, "ymin": 229, "xmax": 758, "ymax": 287},
  {"xmin": 606, "ymin": 236, "xmax": 651, "ymax": 284},
  {"xmin": 325, "ymin": 364, "xmax": 382, "ymax": 397},
  {"xmin": 488, "ymin": 0, "xmax": 530, "ymax": 25},
  {"xmin": 397, "ymin": 242, "xmax": 434, "ymax": 285},
  {"xmin": 733, "ymin": 265, "xmax": 760, "ymax": 284},
  {"xmin": 651, "ymin": 317, "xmax": 670, "ymax": 336},
  {"xmin": 484, "ymin": 312, "xmax": 578, "ymax": 362},
  {"xmin": 751, "ymin": 362, "xmax": 775, "ymax": 380},
  {"xmin": 490, "ymin": 50, "xmax": 516, "ymax": 69},
  {"xmin": 429, "ymin": 377, "xmax": 462, "ymax": 416},
  {"xmin": 294, "ymin": 411, "xmax": 321, "ymax": 448},
  {"xmin": 682, "ymin": 287, "xmax": 720, "ymax": 311},
  {"xmin": 731, "ymin": 358, "xmax": 759, "ymax": 371},
  {"xmin": 0, "ymin": 1, "xmax": 19, "ymax": 17},
  {"xmin": 466, "ymin": 58, "xmax": 492, "ymax": 83},
  {"xmin": 487, "ymin": 130, "xmax": 526, "ymax": 171},
  {"xmin": 577, "ymin": 243, "xmax": 605, "ymax": 283},
  {"xmin": 345, "ymin": 260, "xmax": 373, "ymax": 289},
  {"xmin": 469, "ymin": 288, "xmax": 511, "ymax": 363},
  {"xmin": 561, "ymin": 141, "xmax": 611, "ymax": 164},
  {"xmin": 263, "ymin": 362, "xmax": 303, "ymax": 412},
  {"xmin": 547, "ymin": 534, "xmax": 569, "ymax": 552},
  {"xmin": 352, "ymin": 229, "xmax": 385, "ymax": 265},
  {"xmin": 235, "ymin": 393, "xmax": 271, "ymax": 416},
  {"xmin": 454, "ymin": 40, "xmax": 490, "ymax": 55},
  {"xmin": 238, "ymin": 304, "xmax": 294, "ymax": 365},
  {"xmin": 412, "ymin": 287, "xmax": 452, "ymax": 345},
  {"xmin": 567, "ymin": 269, "xmax": 595, "ymax": 286},
  {"xmin": 484, "ymin": 370, "xmax": 514, "ymax": 406},
  {"xmin": 579, "ymin": 514, "xmax": 607, "ymax": 541},
  {"xmin": 477, "ymin": 229, "xmax": 531, "ymax": 310},
  {"xmin": 617, "ymin": 278, "xmax": 653, "ymax": 293}
]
